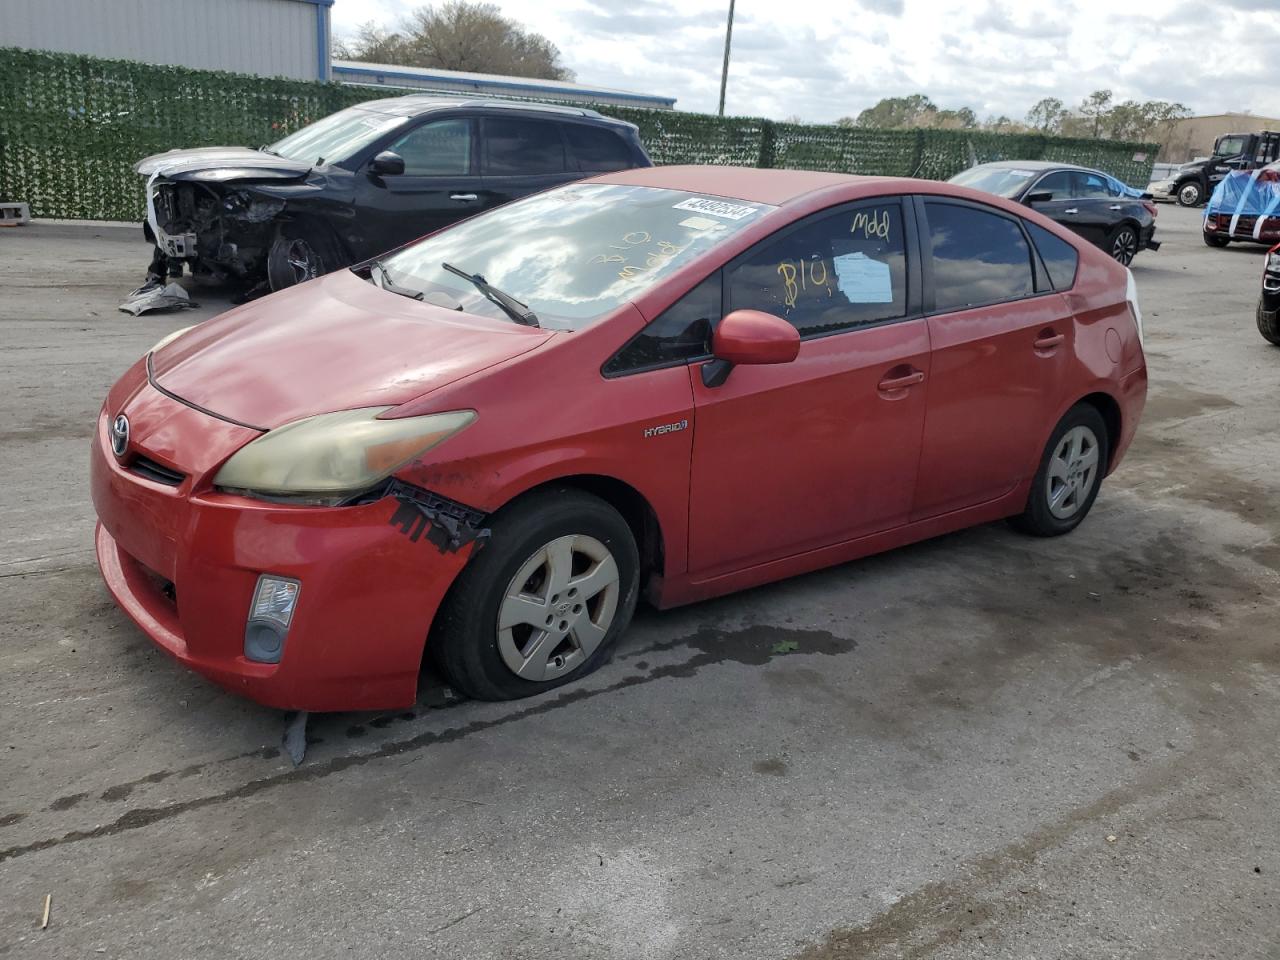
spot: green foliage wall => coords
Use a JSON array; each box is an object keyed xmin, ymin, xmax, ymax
[{"xmin": 0, "ymin": 48, "xmax": 1159, "ymax": 220}]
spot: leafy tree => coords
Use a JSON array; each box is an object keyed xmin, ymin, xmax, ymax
[
  {"xmin": 1025, "ymin": 97, "xmax": 1067, "ymax": 133},
  {"xmin": 1077, "ymin": 89, "xmax": 1114, "ymax": 139},
  {"xmin": 855, "ymin": 94, "xmax": 937, "ymax": 129},
  {"xmin": 333, "ymin": 1, "xmax": 574, "ymax": 81}
]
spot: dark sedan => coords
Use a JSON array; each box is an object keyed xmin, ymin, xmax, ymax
[
  {"xmin": 949, "ymin": 161, "xmax": 1159, "ymax": 266},
  {"xmin": 135, "ymin": 96, "xmax": 652, "ymax": 292}
]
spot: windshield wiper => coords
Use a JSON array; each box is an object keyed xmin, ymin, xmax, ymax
[
  {"xmin": 371, "ymin": 260, "xmax": 424, "ymax": 301},
  {"xmin": 441, "ymin": 262, "xmax": 539, "ymax": 327}
]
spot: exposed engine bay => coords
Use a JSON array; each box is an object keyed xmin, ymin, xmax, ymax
[{"xmin": 147, "ymin": 178, "xmax": 284, "ymax": 283}]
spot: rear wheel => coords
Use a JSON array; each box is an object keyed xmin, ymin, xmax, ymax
[
  {"xmin": 1177, "ymin": 181, "xmax": 1203, "ymax": 207},
  {"xmin": 1107, "ymin": 224, "xmax": 1139, "ymax": 266},
  {"xmin": 1012, "ymin": 404, "xmax": 1109, "ymax": 537},
  {"xmin": 431, "ymin": 489, "xmax": 639, "ymax": 701},
  {"xmin": 1203, "ymin": 233, "xmax": 1231, "ymax": 248},
  {"xmin": 1259, "ymin": 298, "xmax": 1280, "ymax": 346}
]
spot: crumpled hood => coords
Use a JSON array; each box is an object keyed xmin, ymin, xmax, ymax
[
  {"xmin": 136, "ymin": 146, "xmax": 312, "ymax": 181},
  {"xmin": 150, "ymin": 269, "xmax": 553, "ymax": 430}
]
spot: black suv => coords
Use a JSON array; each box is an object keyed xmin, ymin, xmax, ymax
[{"xmin": 136, "ymin": 97, "xmax": 652, "ymax": 290}]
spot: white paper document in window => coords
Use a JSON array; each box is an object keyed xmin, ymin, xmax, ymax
[{"xmin": 833, "ymin": 253, "xmax": 893, "ymax": 303}]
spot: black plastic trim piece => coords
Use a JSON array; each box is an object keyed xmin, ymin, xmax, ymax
[{"xmin": 385, "ymin": 479, "xmax": 490, "ymax": 554}]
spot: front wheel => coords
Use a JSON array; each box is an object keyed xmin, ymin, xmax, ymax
[
  {"xmin": 1176, "ymin": 182, "xmax": 1203, "ymax": 207},
  {"xmin": 1259, "ymin": 298, "xmax": 1280, "ymax": 346},
  {"xmin": 431, "ymin": 489, "xmax": 640, "ymax": 701},
  {"xmin": 1108, "ymin": 224, "xmax": 1139, "ymax": 266},
  {"xmin": 267, "ymin": 228, "xmax": 333, "ymax": 291},
  {"xmin": 1012, "ymin": 404, "xmax": 1109, "ymax": 537}
]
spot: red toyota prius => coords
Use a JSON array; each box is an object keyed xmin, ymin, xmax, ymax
[{"xmin": 92, "ymin": 166, "xmax": 1147, "ymax": 711}]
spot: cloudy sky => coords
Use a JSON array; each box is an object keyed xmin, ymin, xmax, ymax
[{"xmin": 332, "ymin": 0, "xmax": 1276, "ymax": 124}]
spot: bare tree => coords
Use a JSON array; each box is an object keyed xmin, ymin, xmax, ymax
[{"xmin": 333, "ymin": 2, "xmax": 574, "ymax": 81}]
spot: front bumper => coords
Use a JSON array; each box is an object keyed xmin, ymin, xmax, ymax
[
  {"xmin": 90, "ymin": 386, "xmax": 472, "ymax": 711},
  {"xmin": 1148, "ymin": 181, "xmax": 1174, "ymax": 201},
  {"xmin": 1204, "ymin": 213, "xmax": 1280, "ymax": 244}
]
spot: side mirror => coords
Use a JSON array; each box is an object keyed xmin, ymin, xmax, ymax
[
  {"xmin": 702, "ymin": 309, "xmax": 799, "ymax": 387},
  {"xmin": 370, "ymin": 151, "xmax": 405, "ymax": 176},
  {"xmin": 1024, "ymin": 191, "xmax": 1053, "ymax": 205}
]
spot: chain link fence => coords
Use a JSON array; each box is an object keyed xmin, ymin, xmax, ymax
[{"xmin": 0, "ymin": 47, "xmax": 1159, "ymax": 221}]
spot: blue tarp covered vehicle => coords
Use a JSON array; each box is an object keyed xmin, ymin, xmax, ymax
[{"xmin": 1204, "ymin": 162, "xmax": 1280, "ymax": 247}]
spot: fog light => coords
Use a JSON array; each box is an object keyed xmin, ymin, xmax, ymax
[{"xmin": 244, "ymin": 575, "xmax": 299, "ymax": 663}]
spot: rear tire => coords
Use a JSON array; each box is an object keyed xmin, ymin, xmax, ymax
[
  {"xmin": 1107, "ymin": 224, "xmax": 1139, "ymax": 266},
  {"xmin": 431, "ymin": 489, "xmax": 639, "ymax": 701},
  {"xmin": 1259, "ymin": 299, "xmax": 1280, "ymax": 346},
  {"xmin": 1011, "ymin": 404, "xmax": 1109, "ymax": 538},
  {"xmin": 1203, "ymin": 233, "xmax": 1231, "ymax": 248},
  {"xmin": 1176, "ymin": 182, "xmax": 1203, "ymax": 207}
]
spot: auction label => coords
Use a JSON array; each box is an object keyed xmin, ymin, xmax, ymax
[{"xmin": 673, "ymin": 197, "xmax": 760, "ymax": 220}]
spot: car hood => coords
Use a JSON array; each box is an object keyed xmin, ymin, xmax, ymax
[
  {"xmin": 136, "ymin": 146, "xmax": 313, "ymax": 181},
  {"xmin": 150, "ymin": 270, "xmax": 553, "ymax": 430}
]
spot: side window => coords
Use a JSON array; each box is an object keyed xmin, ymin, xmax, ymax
[
  {"xmin": 483, "ymin": 118, "xmax": 566, "ymax": 175},
  {"xmin": 603, "ymin": 272, "xmax": 720, "ymax": 376},
  {"xmin": 925, "ymin": 201, "xmax": 1034, "ymax": 311},
  {"xmin": 728, "ymin": 201, "xmax": 908, "ymax": 336},
  {"xmin": 1033, "ymin": 171, "xmax": 1072, "ymax": 200},
  {"xmin": 1073, "ymin": 171, "xmax": 1113, "ymax": 199},
  {"xmin": 564, "ymin": 124, "xmax": 635, "ymax": 172},
  {"xmin": 1025, "ymin": 221, "xmax": 1079, "ymax": 291},
  {"xmin": 386, "ymin": 119, "xmax": 472, "ymax": 176}
]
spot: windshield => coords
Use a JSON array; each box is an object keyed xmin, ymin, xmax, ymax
[
  {"xmin": 380, "ymin": 184, "xmax": 775, "ymax": 329},
  {"xmin": 948, "ymin": 165, "xmax": 1038, "ymax": 198},
  {"xmin": 268, "ymin": 107, "xmax": 410, "ymax": 166},
  {"xmin": 1214, "ymin": 135, "xmax": 1248, "ymax": 158}
]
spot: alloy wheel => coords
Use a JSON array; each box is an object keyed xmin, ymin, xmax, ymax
[
  {"xmin": 1046, "ymin": 425, "xmax": 1100, "ymax": 520},
  {"xmin": 496, "ymin": 534, "xmax": 620, "ymax": 682},
  {"xmin": 284, "ymin": 238, "xmax": 320, "ymax": 284},
  {"xmin": 1111, "ymin": 228, "xmax": 1138, "ymax": 266}
]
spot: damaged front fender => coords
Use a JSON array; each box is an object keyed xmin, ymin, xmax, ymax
[{"xmin": 385, "ymin": 479, "xmax": 490, "ymax": 554}]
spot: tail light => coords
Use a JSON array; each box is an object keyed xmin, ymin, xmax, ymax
[
  {"xmin": 1125, "ymin": 269, "xmax": 1144, "ymax": 349},
  {"xmin": 1142, "ymin": 201, "xmax": 1158, "ymax": 218}
]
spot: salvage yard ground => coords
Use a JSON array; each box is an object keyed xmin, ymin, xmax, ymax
[{"xmin": 1, "ymin": 206, "xmax": 1278, "ymax": 958}]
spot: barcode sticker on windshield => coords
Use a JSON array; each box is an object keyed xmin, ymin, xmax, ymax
[{"xmin": 673, "ymin": 197, "xmax": 759, "ymax": 220}]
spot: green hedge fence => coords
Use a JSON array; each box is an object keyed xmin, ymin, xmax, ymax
[{"xmin": 0, "ymin": 47, "xmax": 1159, "ymax": 222}]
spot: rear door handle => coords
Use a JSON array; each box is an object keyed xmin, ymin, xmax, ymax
[
  {"xmin": 450, "ymin": 193, "xmax": 478, "ymax": 202},
  {"xmin": 1034, "ymin": 333, "xmax": 1065, "ymax": 350},
  {"xmin": 1109, "ymin": 204, "xmax": 1123, "ymax": 211},
  {"xmin": 1063, "ymin": 207, "xmax": 1079, "ymax": 215},
  {"xmin": 877, "ymin": 370, "xmax": 925, "ymax": 392}
]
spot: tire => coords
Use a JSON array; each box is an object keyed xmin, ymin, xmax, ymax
[
  {"xmin": 266, "ymin": 225, "xmax": 335, "ymax": 291},
  {"xmin": 1107, "ymin": 224, "xmax": 1139, "ymax": 266},
  {"xmin": 431, "ymin": 488, "xmax": 640, "ymax": 701},
  {"xmin": 1011, "ymin": 404, "xmax": 1109, "ymax": 538},
  {"xmin": 1176, "ymin": 181, "xmax": 1203, "ymax": 207},
  {"xmin": 1259, "ymin": 298, "xmax": 1280, "ymax": 346},
  {"xmin": 1203, "ymin": 233, "xmax": 1231, "ymax": 248}
]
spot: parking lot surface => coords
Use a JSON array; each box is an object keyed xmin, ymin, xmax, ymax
[{"xmin": 2, "ymin": 207, "xmax": 1278, "ymax": 959}]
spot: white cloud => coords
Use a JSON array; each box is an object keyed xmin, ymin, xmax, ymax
[{"xmin": 330, "ymin": 0, "xmax": 1278, "ymax": 123}]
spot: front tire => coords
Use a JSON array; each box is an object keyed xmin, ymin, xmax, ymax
[
  {"xmin": 431, "ymin": 489, "xmax": 640, "ymax": 701},
  {"xmin": 1107, "ymin": 224, "xmax": 1139, "ymax": 266},
  {"xmin": 1177, "ymin": 182, "xmax": 1203, "ymax": 207},
  {"xmin": 1259, "ymin": 299, "xmax": 1280, "ymax": 346},
  {"xmin": 1012, "ymin": 404, "xmax": 1109, "ymax": 537},
  {"xmin": 267, "ymin": 226, "xmax": 335, "ymax": 291}
]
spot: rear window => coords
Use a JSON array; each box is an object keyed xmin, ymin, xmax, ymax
[
  {"xmin": 1026, "ymin": 221, "xmax": 1079, "ymax": 290},
  {"xmin": 926, "ymin": 201, "xmax": 1034, "ymax": 311},
  {"xmin": 565, "ymin": 124, "xmax": 635, "ymax": 172},
  {"xmin": 381, "ymin": 184, "xmax": 774, "ymax": 329}
]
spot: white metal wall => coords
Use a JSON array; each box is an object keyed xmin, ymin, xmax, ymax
[{"xmin": 1, "ymin": 0, "xmax": 329, "ymax": 80}]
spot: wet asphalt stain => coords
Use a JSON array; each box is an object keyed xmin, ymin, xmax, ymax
[
  {"xmin": 0, "ymin": 626, "xmax": 853, "ymax": 865},
  {"xmin": 0, "ymin": 813, "xmax": 25, "ymax": 828},
  {"xmin": 753, "ymin": 758, "xmax": 790, "ymax": 777},
  {"xmin": 47, "ymin": 792, "xmax": 88, "ymax": 812}
]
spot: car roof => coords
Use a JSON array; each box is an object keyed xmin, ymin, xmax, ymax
[
  {"xmin": 972, "ymin": 160, "xmax": 1106, "ymax": 175},
  {"xmin": 593, "ymin": 165, "xmax": 900, "ymax": 206},
  {"xmin": 351, "ymin": 95, "xmax": 614, "ymax": 122}
]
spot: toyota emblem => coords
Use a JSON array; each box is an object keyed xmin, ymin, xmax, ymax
[{"xmin": 110, "ymin": 414, "xmax": 130, "ymax": 459}]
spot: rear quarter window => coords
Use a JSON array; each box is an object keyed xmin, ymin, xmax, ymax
[
  {"xmin": 925, "ymin": 201, "xmax": 1034, "ymax": 311},
  {"xmin": 1025, "ymin": 221, "xmax": 1079, "ymax": 290},
  {"xmin": 564, "ymin": 124, "xmax": 635, "ymax": 172}
]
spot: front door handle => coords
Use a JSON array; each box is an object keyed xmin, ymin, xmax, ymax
[
  {"xmin": 1109, "ymin": 204, "xmax": 1123, "ymax": 211},
  {"xmin": 1063, "ymin": 207, "xmax": 1079, "ymax": 215},
  {"xmin": 1034, "ymin": 332, "xmax": 1065, "ymax": 350},
  {"xmin": 450, "ymin": 193, "xmax": 478, "ymax": 202},
  {"xmin": 877, "ymin": 370, "xmax": 925, "ymax": 392}
]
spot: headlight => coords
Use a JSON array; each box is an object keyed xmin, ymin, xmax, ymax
[
  {"xmin": 150, "ymin": 325, "xmax": 195, "ymax": 354},
  {"xmin": 1267, "ymin": 248, "xmax": 1280, "ymax": 273},
  {"xmin": 214, "ymin": 407, "xmax": 475, "ymax": 500}
]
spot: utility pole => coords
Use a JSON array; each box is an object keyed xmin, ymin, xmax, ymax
[{"xmin": 717, "ymin": 0, "xmax": 735, "ymax": 117}]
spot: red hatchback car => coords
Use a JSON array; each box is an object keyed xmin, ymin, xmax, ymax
[{"xmin": 92, "ymin": 166, "xmax": 1147, "ymax": 711}]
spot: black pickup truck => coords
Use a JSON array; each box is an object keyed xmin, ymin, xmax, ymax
[{"xmin": 1152, "ymin": 131, "xmax": 1280, "ymax": 207}]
